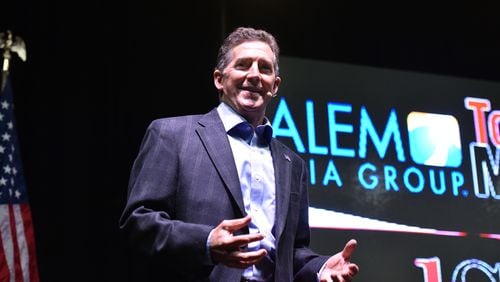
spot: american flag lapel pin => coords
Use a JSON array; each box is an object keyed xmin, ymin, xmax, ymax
[{"xmin": 284, "ymin": 154, "xmax": 291, "ymax": 162}]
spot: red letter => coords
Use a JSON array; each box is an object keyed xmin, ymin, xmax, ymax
[
  {"xmin": 465, "ymin": 97, "xmax": 490, "ymax": 144},
  {"xmin": 488, "ymin": 110, "xmax": 500, "ymax": 147}
]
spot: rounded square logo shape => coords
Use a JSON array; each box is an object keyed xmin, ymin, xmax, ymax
[{"xmin": 407, "ymin": 112, "xmax": 462, "ymax": 167}]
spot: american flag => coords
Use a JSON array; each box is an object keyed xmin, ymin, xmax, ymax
[{"xmin": 0, "ymin": 77, "xmax": 39, "ymax": 282}]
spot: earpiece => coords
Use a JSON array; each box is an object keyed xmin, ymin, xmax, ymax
[{"xmin": 267, "ymin": 91, "xmax": 277, "ymax": 98}]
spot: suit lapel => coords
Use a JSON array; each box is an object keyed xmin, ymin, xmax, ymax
[
  {"xmin": 196, "ymin": 109, "xmax": 246, "ymax": 216},
  {"xmin": 195, "ymin": 108, "xmax": 294, "ymax": 237},
  {"xmin": 271, "ymin": 140, "xmax": 292, "ymax": 242}
]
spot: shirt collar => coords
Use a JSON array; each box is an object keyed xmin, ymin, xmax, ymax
[
  {"xmin": 217, "ymin": 102, "xmax": 273, "ymax": 145},
  {"xmin": 217, "ymin": 102, "xmax": 272, "ymax": 131}
]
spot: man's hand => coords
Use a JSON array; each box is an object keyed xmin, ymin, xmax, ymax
[
  {"xmin": 209, "ymin": 215, "xmax": 267, "ymax": 269},
  {"xmin": 319, "ymin": 239, "xmax": 359, "ymax": 282}
]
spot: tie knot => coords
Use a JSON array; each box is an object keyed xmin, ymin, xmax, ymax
[{"xmin": 228, "ymin": 122, "xmax": 272, "ymax": 146}]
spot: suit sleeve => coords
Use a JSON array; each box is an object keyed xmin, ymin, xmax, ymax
[
  {"xmin": 118, "ymin": 119, "xmax": 213, "ymax": 266},
  {"xmin": 293, "ymin": 158, "xmax": 329, "ymax": 281}
]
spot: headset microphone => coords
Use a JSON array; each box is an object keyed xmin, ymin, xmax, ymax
[{"xmin": 267, "ymin": 91, "xmax": 277, "ymax": 98}]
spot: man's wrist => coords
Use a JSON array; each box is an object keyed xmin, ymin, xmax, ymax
[
  {"xmin": 205, "ymin": 229, "xmax": 216, "ymax": 265},
  {"xmin": 317, "ymin": 261, "xmax": 327, "ymax": 280}
]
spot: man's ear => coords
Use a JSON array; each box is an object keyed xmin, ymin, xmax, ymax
[
  {"xmin": 272, "ymin": 76, "xmax": 282, "ymax": 93},
  {"xmin": 213, "ymin": 69, "xmax": 223, "ymax": 91}
]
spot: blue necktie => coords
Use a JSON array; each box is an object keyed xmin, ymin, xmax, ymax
[{"xmin": 228, "ymin": 122, "xmax": 272, "ymax": 146}]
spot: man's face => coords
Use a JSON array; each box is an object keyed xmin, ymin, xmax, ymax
[{"xmin": 214, "ymin": 41, "xmax": 281, "ymax": 121}]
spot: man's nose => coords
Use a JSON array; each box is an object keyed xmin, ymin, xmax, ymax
[{"xmin": 247, "ymin": 63, "xmax": 261, "ymax": 78}]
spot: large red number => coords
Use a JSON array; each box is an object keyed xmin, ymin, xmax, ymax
[{"xmin": 415, "ymin": 257, "xmax": 442, "ymax": 282}]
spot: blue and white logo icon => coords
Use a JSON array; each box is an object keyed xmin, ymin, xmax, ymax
[{"xmin": 407, "ymin": 112, "xmax": 462, "ymax": 167}]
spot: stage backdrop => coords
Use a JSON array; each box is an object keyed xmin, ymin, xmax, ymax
[{"xmin": 267, "ymin": 56, "xmax": 499, "ymax": 282}]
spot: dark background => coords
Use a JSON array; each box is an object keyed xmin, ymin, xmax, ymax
[{"xmin": 2, "ymin": 1, "xmax": 500, "ymax": 281}]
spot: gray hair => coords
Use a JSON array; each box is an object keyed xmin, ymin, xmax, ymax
[{"xmin": 215, "ymin": 27, "xmax": 280, "ymax": 76}]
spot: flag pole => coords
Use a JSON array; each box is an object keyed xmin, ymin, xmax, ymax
[
  {"xmin": 0, "ymin": 30, "xmax": 39, "ymax": 282},
  {"xmin": 0, "ymin": 30, "xmax": 27, "ymax": 92}
]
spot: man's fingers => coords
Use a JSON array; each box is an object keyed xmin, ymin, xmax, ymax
[
  {"xmin": 223, "ymin": 248, "xmax": 267, "ymax": 269},
  {"xmin": 219, "ymin": 215, "xmax": 252, "ymax": 232},
  {"xmin": 348, "ymin": 263, "xmax": 359, "ymax": 276},
  {"xmin": 211, "ymin": 216, "xmax": 265, "ymax": 251},
  {"xmin": 341, "ymin": 239, "xmax": 357, "ymax": 260},
  {"xmin": 225, "ymin": 233, "xmax": 265, "ymax": 250},
  {"xmin": 239, "ymin": 248, "xmax": 267, "ymax": 262}
]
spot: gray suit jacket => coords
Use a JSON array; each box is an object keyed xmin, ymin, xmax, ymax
[{"xmin": 119, "ymin": 108, "xmax": 328, "ymax": 281}]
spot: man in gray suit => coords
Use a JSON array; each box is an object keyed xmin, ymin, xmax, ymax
[{"xmin": 119, "ymin": 26, "xmax": 359, "ymax": 282}]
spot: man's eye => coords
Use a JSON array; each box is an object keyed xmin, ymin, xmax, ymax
[
  {"xmin": 235, "ymin": 63, "xmax": 247, "ymax": 69},
  {"xmin": 260, "ymin": 66, "xmax": 272, "ymax": 74}
]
